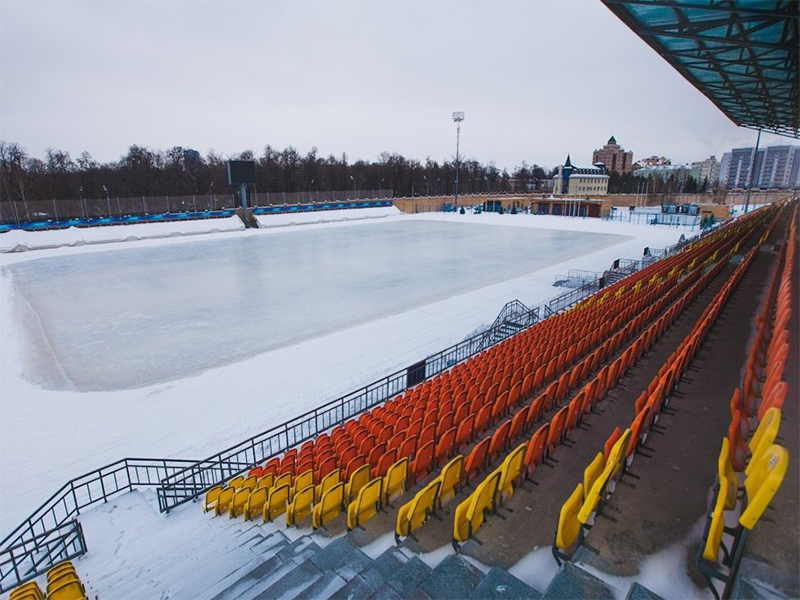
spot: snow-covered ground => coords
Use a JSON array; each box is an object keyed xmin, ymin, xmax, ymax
[
  {"xmin": 0, "ymin": 215, "xmax": 245, "ymax": 252},
  {"xmin": 255, "ymin": 205, "xmax": 400, "ymax": 227},
  {"xmin": 0, "ymin": 212, "xmax": 685, "ymax": 533}
]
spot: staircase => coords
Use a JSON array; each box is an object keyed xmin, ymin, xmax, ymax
[
  {"xmin": 481, "ymin": 299, "xmax": 538, "ymax": 348},
  {"xmin": 203, "ymin": 534, "xmax": 539, "ymax": 600}
]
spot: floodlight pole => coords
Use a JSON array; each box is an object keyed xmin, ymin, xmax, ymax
[
  {"xmin": 743, "ymin": 127, "xmax": 761, "ymax": 214},
  {"xmin": 453, "ymin": 112, "xmax": 465, "ymax": 210},
  {"xmin": 102, "ymin": 185, "xmax": 111, "ymax": 217}
]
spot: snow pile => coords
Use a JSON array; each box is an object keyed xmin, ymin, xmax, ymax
[
  {"xmin": 254, "ymin": 205, "xmax": 400, "ymax": 228},
  {"xmin": 0, "ymin": 216, "xmax": 245, "ymax": 253}
]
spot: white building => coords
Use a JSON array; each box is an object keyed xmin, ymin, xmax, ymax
[
  {"xmin": 719, "ymin": 144, "xmax": 800, "ymax": 189},
  {"xmin": 552, "ymin": 155, "xmax": 609, "ymax": 196}
]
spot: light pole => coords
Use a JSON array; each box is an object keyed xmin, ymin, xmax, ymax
[
  {"xmin": 380, "ymin": 178, "xmax": 385, "ymax": 198},
  {"xmin": 423, "ymin": 175, "xmax": 429, "ymax": 196},
  {"xmin": 350, "ymin": 175, "xmax": 356, "ymax": 199},
  {"xmin": 743, "ymin": 127, "xmax": 761, "ymax": 214},
  {"xmin": 452, "ymin": 111, "xmax": 465, "ymax": 210},
  {"xmin": 78, "ymin": 186, "xmax": 85, "ymax": 218},
  {"xmin": 102, "ymin": 185, "xmax": 111, "ymax": 216},
  {"xmin": 310, "ymin": 179, "xmax": 315, "ymax": 202}
]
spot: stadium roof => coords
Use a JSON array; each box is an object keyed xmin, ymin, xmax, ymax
[{"xmin": 601, "ymin": 0, "xmax": 799, "ymax": 138}]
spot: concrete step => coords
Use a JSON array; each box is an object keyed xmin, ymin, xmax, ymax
[
  {"xmin": 299, "ymin": 571, "xmax": 349, "ymax": 600},
  {"xmin": 328, "ymin": 546, "xmax": 410, "ymax": 599},
  {"xmin": 541, "ymin": 563, "xmax": 616, "ymax": 600},
  {"xmin": 212, "ymin": 536, "xmax": 321, "ymax": 600},
  {"xmin": 414, "ymin": 554, "xmax": 485, "ymax": 600},
  {"xmin": 470, "ymin": 566, "xmax": 541, "ymax": 600},
  {"xmin": 625, "ymin": 582, "xmax": 664, "ymax": 600},
  {"xmin": 368, "ymin": 556, "xmax": 433, "ymax": 599}
]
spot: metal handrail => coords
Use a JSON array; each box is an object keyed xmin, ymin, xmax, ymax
[
  {"xmin": 0, "ymin": 458, "xmax": 202, "ymax": 591},
  {"xmin": 0, "ymin": 520, "xmax": 86, "ymax": 592}
]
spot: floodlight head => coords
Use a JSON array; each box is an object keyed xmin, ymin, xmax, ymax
[{"xmin": 452, "ymin": 111, "xmax": 465, "ymax": 122}]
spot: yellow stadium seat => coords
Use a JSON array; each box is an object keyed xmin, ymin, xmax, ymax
[
  {"xmin": 228, "ymin": 475, "xmax": 245, "ymax": 490},
  {"xmin": 202, "ymin": 485, "xmax": 222, "ymax": 512},
  {"xmin": 498, "ymin": 444, "xmax": 526, "ymax": 503},
  {"xmin": 244, "ymin": 487, "xmax": 267, "ymax": 521},
  {"xmin": 740, "ymin": 444, "xmax": 788, "ymax": 529},
  {"xmin": 286, "ymin": 485, "xmax": 315, "ymax": 527},
  {"xmin": 346, "ymin": 464, "xmax": 371, "ymax": 503},
  {"xmin": 383, "ymin": 458, "xmax": 409, "ymax": 505},
  {"xmin": 240, "ymin": 475, "xmax": 257, "ymax": 492},
  {"xmin": 583, "ymin": 453, "xmax": 605, "ymax": 502},
  {"xmin": 578, "ymin": 431, "xmax": 629, "ymax": 525},
  {"xmin": 263, "ymin": 484, "xmax": 290, "ymax": 522},
  {"xmin": 347, "ymin": 477, "xmax": 383, "ymax": 530},
  {"xmin": 46, "ymin": 579, "xmax": 86, "ymax": 600},
  {"xmin": 313, "ymin": 482, "xmax": 345, "ymax": 530},
  {"xmin": 452, "ymin": 469, "xmax": 502, "ymax": 548},
  {"xmin": 47, "ymin": 562, "xmax": 77, "ymax": 582},
  {"xmin": 701, "ymin": 478, "xmax": 729, "ymax": 563},
  {"xmin": 214, "ymin": 486, "xmax": 236, "ymax": 516},
  {"xmin": 396, "ymin": 478, "xmax": 442, "ymax": 543},
  {"xmin": 316, "ymin": 470, "xmax": 341, "ymax": 503},
  {"xmin": 293, "ymin": 469, "xmax": 314, "ymax": 500},
  {"xmin": 746, "ymin": 408, "xmax": 781, "ymax": 477},
  {"xmin": 46, "ymin": 572, "xmax": 82, "ymax": 596},
  {"xmin": 716, "ymin": 438, "xmax": 738, "ymax": 510},
  {"xmin": 256, "ymin": 473, "xmax": 274, "ymax": 491},
  {"xmin": 437, "ymin": 455, "xmax": 464, "ymax": 506},
  {"xmin": 274, "ymin": 472, "xmax": 292, "ymax": 493},
  {"xmin": 229, "ymin": 488, "xmax": 251, "ymax": 519},
  {"xmin": 553, "ymin": 483, "xmax": 584, "ymax": 566},
  {"xmin": 9, "ymin": 581, "xmax": 44, "ymax": 600}
]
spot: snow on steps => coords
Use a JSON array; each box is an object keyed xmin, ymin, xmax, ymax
[
  {"xmin": 66, "ymin": 489, "xmax": 544, "ymax": 600},
  {"xmin": 65, "ymin": 489, "xmax": 660, "ymax": 600}
]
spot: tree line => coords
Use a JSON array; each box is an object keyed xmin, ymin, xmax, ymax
[{"xmin": 0, "ymin": 141, "xmax": 555, "ymax": 203}]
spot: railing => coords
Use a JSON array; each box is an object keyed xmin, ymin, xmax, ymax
[
  {"xmin": 0, "ymin": 521, "xmax": 86, "ymax": 593},
  {"xmin": 156, "ymin": 298, "xmax": 542, "ymax": 513},
  {"xmin": 554, "ymin": 269, "xmax": 603, "ymax": 288},
  {"xmin": 0, "ymin": 458, "xmax": 200, "ymax": 591}
]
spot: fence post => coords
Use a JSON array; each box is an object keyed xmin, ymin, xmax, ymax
[
  {"xmin": 116, "ymin": 197, "xmax": 121, "ymax": 216},
  {"xmin": 166, "ymin": 196, "xmax": 170, "ymax": 214},
  {"xmin": 142, "ymin": 196, "xmax": 146, "ymax": 215},
  {"xmin": 52, "ymin": 199, "xmax": 59, "ymax": 221}
]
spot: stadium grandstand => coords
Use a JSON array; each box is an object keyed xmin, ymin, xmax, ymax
[{"xmin": 2, "ymin": 1, "xmax": 798, "ymax": 600}]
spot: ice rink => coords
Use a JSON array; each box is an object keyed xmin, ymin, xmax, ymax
[
  {"xmin": 0, "ymin": 212, "xmax": 688, "ymax": 530},
  {"xmin": 6, "ymin": 220, "xmax": 624, "ymax": 391}
]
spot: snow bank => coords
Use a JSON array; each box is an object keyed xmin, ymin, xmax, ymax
[
  {"xmin": 254, "ymin": 205, "xmax": 400, "ymax": 228},
  {"xmin": 0, "ymin": 216, "xmax": 245, "ymax": 252}
]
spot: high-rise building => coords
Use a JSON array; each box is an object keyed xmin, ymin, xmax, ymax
[
  {"xmin": 592, "ymin": 136, "xmax": 634, "ymax": 174},
  {"xmin": 758, "ymin": 145, "xmax": 800, "ymax": 189},
  {"xmin": 691, "ymin": 156, "xmax": 720, "ymax": 186},
  {"xmin": 719, "ymin": 144, "xmax": 800, "ymax": 189}
]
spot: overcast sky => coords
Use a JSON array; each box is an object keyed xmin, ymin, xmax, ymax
[{"xmin": 0, "ymin": 0, "xmax": 793, "ymax": 170}]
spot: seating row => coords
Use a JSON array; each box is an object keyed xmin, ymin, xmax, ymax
[
  {"xmin": 697, "ymin": 201, "xmax": 796, "ymax": 599},
  {"xmin": 9, "ymin": 561, "xmax": 87, "ymax": 600},
  {"xmin": 553, "ymin": 205, "xmax": 781, "ymax": 565}
]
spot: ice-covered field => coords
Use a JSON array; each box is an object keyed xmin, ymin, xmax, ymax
[{"xmin": 0, "ymin": 212, "xmax": 686, "ymax": 532}]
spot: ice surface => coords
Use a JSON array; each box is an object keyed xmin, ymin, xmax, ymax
[{"xmin": 7, "ymin": 220, "xmax": 624, "ymax": 391}]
